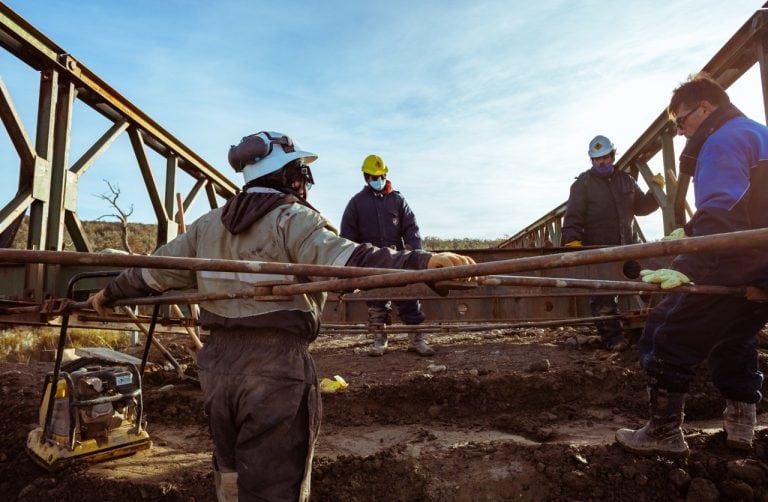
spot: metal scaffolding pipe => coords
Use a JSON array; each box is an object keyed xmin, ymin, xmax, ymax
[
  {"xmin": 319, "ymin": 315, "xmax": 621, "ymax": 334},
  {"xmin": 0, "ymin": 248, "xmax": 400, "ymax": 278},
  {"xmin": 94, "ymin": 274, "xmax": 744, "ymax": 309},
  {"xmin": 271, "ymin": 228, "xmax": 768, "ymax": 296},
  {"xmin": 474, "ymin": 275, "xmax": 743, "ymax": 296},
  {"xmin": 0, "ymin": 228, "xmax": 764, "ymax": 288},
  {"xmin": 0, "ymin": 229, "xmax": 764, "ymax": 316}
]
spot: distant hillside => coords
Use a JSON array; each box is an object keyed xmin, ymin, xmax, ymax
[
  {"xmin": 10, "ymin": 217, "xmax": 505, "ymax": 252},
  {"xmin": 11, "ymin": 217, "xmax": 158, "ymax": 255}
]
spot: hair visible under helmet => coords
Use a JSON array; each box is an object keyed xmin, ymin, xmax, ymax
[
  {"xmin": 228, "ymin": 131, "xmax": 317, "ymax": 191},
  {"xmin": 668, "ymin": 72, "xmax": 730, "ymax": 118}
]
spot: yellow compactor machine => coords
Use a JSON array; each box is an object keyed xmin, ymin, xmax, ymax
[{"xmin": 26, "ymin": 271, "xmax": 154, "ymax": 470}]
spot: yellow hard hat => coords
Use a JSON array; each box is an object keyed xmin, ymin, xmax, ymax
[{"xmin": 361, "ymin": 154, "xmax": 388, "ymax": 176}]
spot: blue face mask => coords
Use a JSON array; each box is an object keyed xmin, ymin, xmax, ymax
[
  {"xmin": 591, "ymin": 161, "xmax": 614, "ymax": 176},
  {"xmin": 368, "ymin": 178, "xmax": 386, "ymax": 191}
]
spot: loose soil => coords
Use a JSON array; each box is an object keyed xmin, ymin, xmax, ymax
[{"xmin": 2, "ymin": 326, "xmax": 768, "ymax": 501}]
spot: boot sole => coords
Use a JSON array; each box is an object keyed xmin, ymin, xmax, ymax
[
  {"xmin": 617, "ymin": 442, "xmax": 690, "ymax": 458},
  {"xmin": 615, "ymin": 431, "xmax": 689, "ymax": 458}
]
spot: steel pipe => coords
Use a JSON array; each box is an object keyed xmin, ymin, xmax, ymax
[
  {"xmin": 473, "ymin": 275, "xmax": 743, "ymax": 296},
  {"xmin": 0, "ymin": 248, "xmax": 401, "ymax": 277},
  {"xmin": 272, "ymin": 228, "xmax": 768, "ymax": 296}
]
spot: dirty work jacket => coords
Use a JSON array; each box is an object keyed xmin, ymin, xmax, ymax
[
  {"xmin": 562, "ymin": 169, "xmax": 659, "ymax": 246},
  {"xmin": 340, "ymin": 185, "xmax": 422, "ymax": 250},
  {"xmin": 673, "ymin": 116, "xmax": 768, "ymax": 287},
  {"xmin": 102, "ymin": 187, "xmax": 431, "ymax": 340}
]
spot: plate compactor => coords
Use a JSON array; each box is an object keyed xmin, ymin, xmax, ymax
[
  {"xmin": 26, "ymin": 271, "xmax": 158, "ymax": 470},
  {"xmin": 26, "ymin": 357, "xmax": 152, "ymax": 470}
]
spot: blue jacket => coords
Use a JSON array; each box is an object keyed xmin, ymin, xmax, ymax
[
  {"xmin": 674, "ymin": 116, "xmax": 768, "ymax": 287},
  {"xmin": 340, "ymin": 184, "xmax": 422, "ymax": 250},
  {"xmin": 562, "ymin": 169, "xmax": 659, "ymax": 246}
]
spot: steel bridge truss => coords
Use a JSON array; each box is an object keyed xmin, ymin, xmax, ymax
[
  {"xmin": 499, "ymin": 6, "xmax": 768, "ymax": 249},
  {"xmin": 0, "ymin": 3, "xmax": 238, "ymax": 302},
  {"xmin": 0, "ymin": 3, "xmax": 767, "ymax": 334}
]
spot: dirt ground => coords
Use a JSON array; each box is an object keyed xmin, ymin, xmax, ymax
[{"xmin": 2, "ymin": 325, "xmax": 768, "ymax": 501}]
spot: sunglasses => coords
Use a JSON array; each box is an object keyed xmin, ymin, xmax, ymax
[
  {"xmin": 675, "ymin": 104, "xmax": 700, "ymax": 129},
  {"xmin": 367, "ymin": 174, "xmax": 386, "ymax": 181}
]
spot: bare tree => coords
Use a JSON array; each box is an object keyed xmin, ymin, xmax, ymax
[{"xmin": 96, "ymin": 179, "xmax": 134, "ymax": 254}]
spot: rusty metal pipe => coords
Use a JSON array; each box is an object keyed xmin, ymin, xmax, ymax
[
  {"xmin": 2, "ymin": 229, "xmax": 764, "ymax": 312},
  {"xmin": 79, "ymin": 273, "xmax": 743, "ymax": 310},
  {"xmin": 1, "ymin": 228, "xmax": 764, "ymax": 288},
  {"xmin": 272, "ymin": 228, "xmax": 768, "ymax": 296},
  {"xmin": 319, "ymin": 316, "xmax": 625, "ymax": 334},
  {"xmin": 0, "ymin": 248, "xmax": 399, "ymax": 278},
  {"xmin": 474, "ymin": 275, "xmax": 743, "ymax": 296},
  {"xmin": 50, "ymin": 230, "xmax": 764, "ymax": 310}
]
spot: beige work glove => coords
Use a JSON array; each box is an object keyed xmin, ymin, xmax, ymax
[
  {"xmin": 87, "ymin": 289, "xmax": 112, "ymax": 317},
  {"xmin": 425, "ymin": 252, "xmax": 477, "ymax": 295},
  {"xmin": 651, "ymin": 173, "xmax": 665, "ymax": 189},
  {"xmin": 428, "ymin": 252, "xmax": 476, "ymax": 269},
  {"xmin": 640, "ymin": 269, "xmax": 691, "ymax": 289},
  {"xmin": 564, "ymin": 240, "xmax": 582, "ymax": 248},
  {"xmin": 661, "ymin": 228, "xmax": 686, "ymax": 241}
]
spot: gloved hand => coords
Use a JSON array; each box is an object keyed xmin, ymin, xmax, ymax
[
  {"xmin": 661, "ymin": 228, "xmax": 686, "ymax": 241},
  {"xmin": 428, "ymin": 252, "xmax": 476, "ymax": 269},
  {"xmin": 564, "ymin": 240, "xmax": 582, "ymax": 248},
  {"xmin": 87, "ymin": 289, "xmax": 112, "ymax": 317},
  {"xmin": 640, "ymin": 269, "xmax": 691, "ymax": 289},
  {"xmin": 651, "ymin": 173, "xmax": 665, "ymax": 189}
]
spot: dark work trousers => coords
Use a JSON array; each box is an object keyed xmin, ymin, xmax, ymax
[
  {"xmin": 198, "ymin": 330, "xmax": 320, "ymax": 502},
  {"xmin": 590, "ymin": 294, "xmax": 623, "ymax": 345},
  {"xmin": 366, "ymin": 299, "xmax": 427, "ymax": 326},
  {"xmin": 639, "ymin": 292, "xmax": 768, "ymax": 403}
]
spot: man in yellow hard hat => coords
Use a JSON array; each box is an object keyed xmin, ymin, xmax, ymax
[{"xmin": 341, "ymin": 154, "xmax": 434, "ymax": 357}]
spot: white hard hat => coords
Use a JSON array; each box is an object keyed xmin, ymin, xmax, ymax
[
  {"xmin": 228, "ymin": 131, "xmax": 318, "ymax": 184},
  {"xmin": 588, "ymin": 135, "xmax": 615, "ymax": 158}
]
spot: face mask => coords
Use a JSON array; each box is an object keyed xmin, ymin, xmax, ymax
[
  {"xmin": 591, "ymin": 161, "xmax": 614, "ymax": 176},
  {"xmin": 368, "ymin": 178, "xmax": 386, "ymax": 191}
]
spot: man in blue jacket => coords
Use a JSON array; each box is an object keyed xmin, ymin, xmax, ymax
[
  {"xmin": 562, "ymin": 135, "xmax": 663, "ymax": 351},
  {"xmin": 616, "ymin": 73, "xmax": 768, "ymax": 456},
  {"xmin": 341, "ymin": 154, "xmax": 434, "ymax": 356}
]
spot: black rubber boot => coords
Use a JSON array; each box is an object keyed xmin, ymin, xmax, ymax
[{"xmin": 615, "ymin": 387, "xmax": 689, "ymax": 456}]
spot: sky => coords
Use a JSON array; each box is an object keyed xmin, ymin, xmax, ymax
[{"xmin": 1, "ymin": 0, "xmax": 766, "ymax": 241}]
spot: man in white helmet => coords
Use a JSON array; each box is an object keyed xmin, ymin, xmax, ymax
[
  {"xmin": 87, "ymin": 131, "xmax": 475, "ymax": 501},
  {"xmin": 562, "ymin": 135, "xmax": 664, "ymax": 352},
  {"xmin": 341, "ymin": 154, "xmax": 434, "ymax": 357}
]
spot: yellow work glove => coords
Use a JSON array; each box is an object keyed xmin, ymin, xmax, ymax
[
  {"xmin": 661, "ymin": 228, "xmax": 686, "ymax": 241},
  {"xmin": 651, "ymin": 173, "xmax": 665, "ymax": 189},
  {"xmin": 87, "ymin": 289, "xmax": 112, "ymax": 317},
  {"xmin": 428, "ymin": 252, "xmax": 476, "ymax": 269},
  {"xmin": 640, "ymin": 269, "xmax": 691, "ymax": 289},
  {"xmin": 565, "ymin": 240, "xmax": 582, "ymax": 248},
  {"xmin": 319, "ymin": 375, "xmax": 348, "ymax": 393}
]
